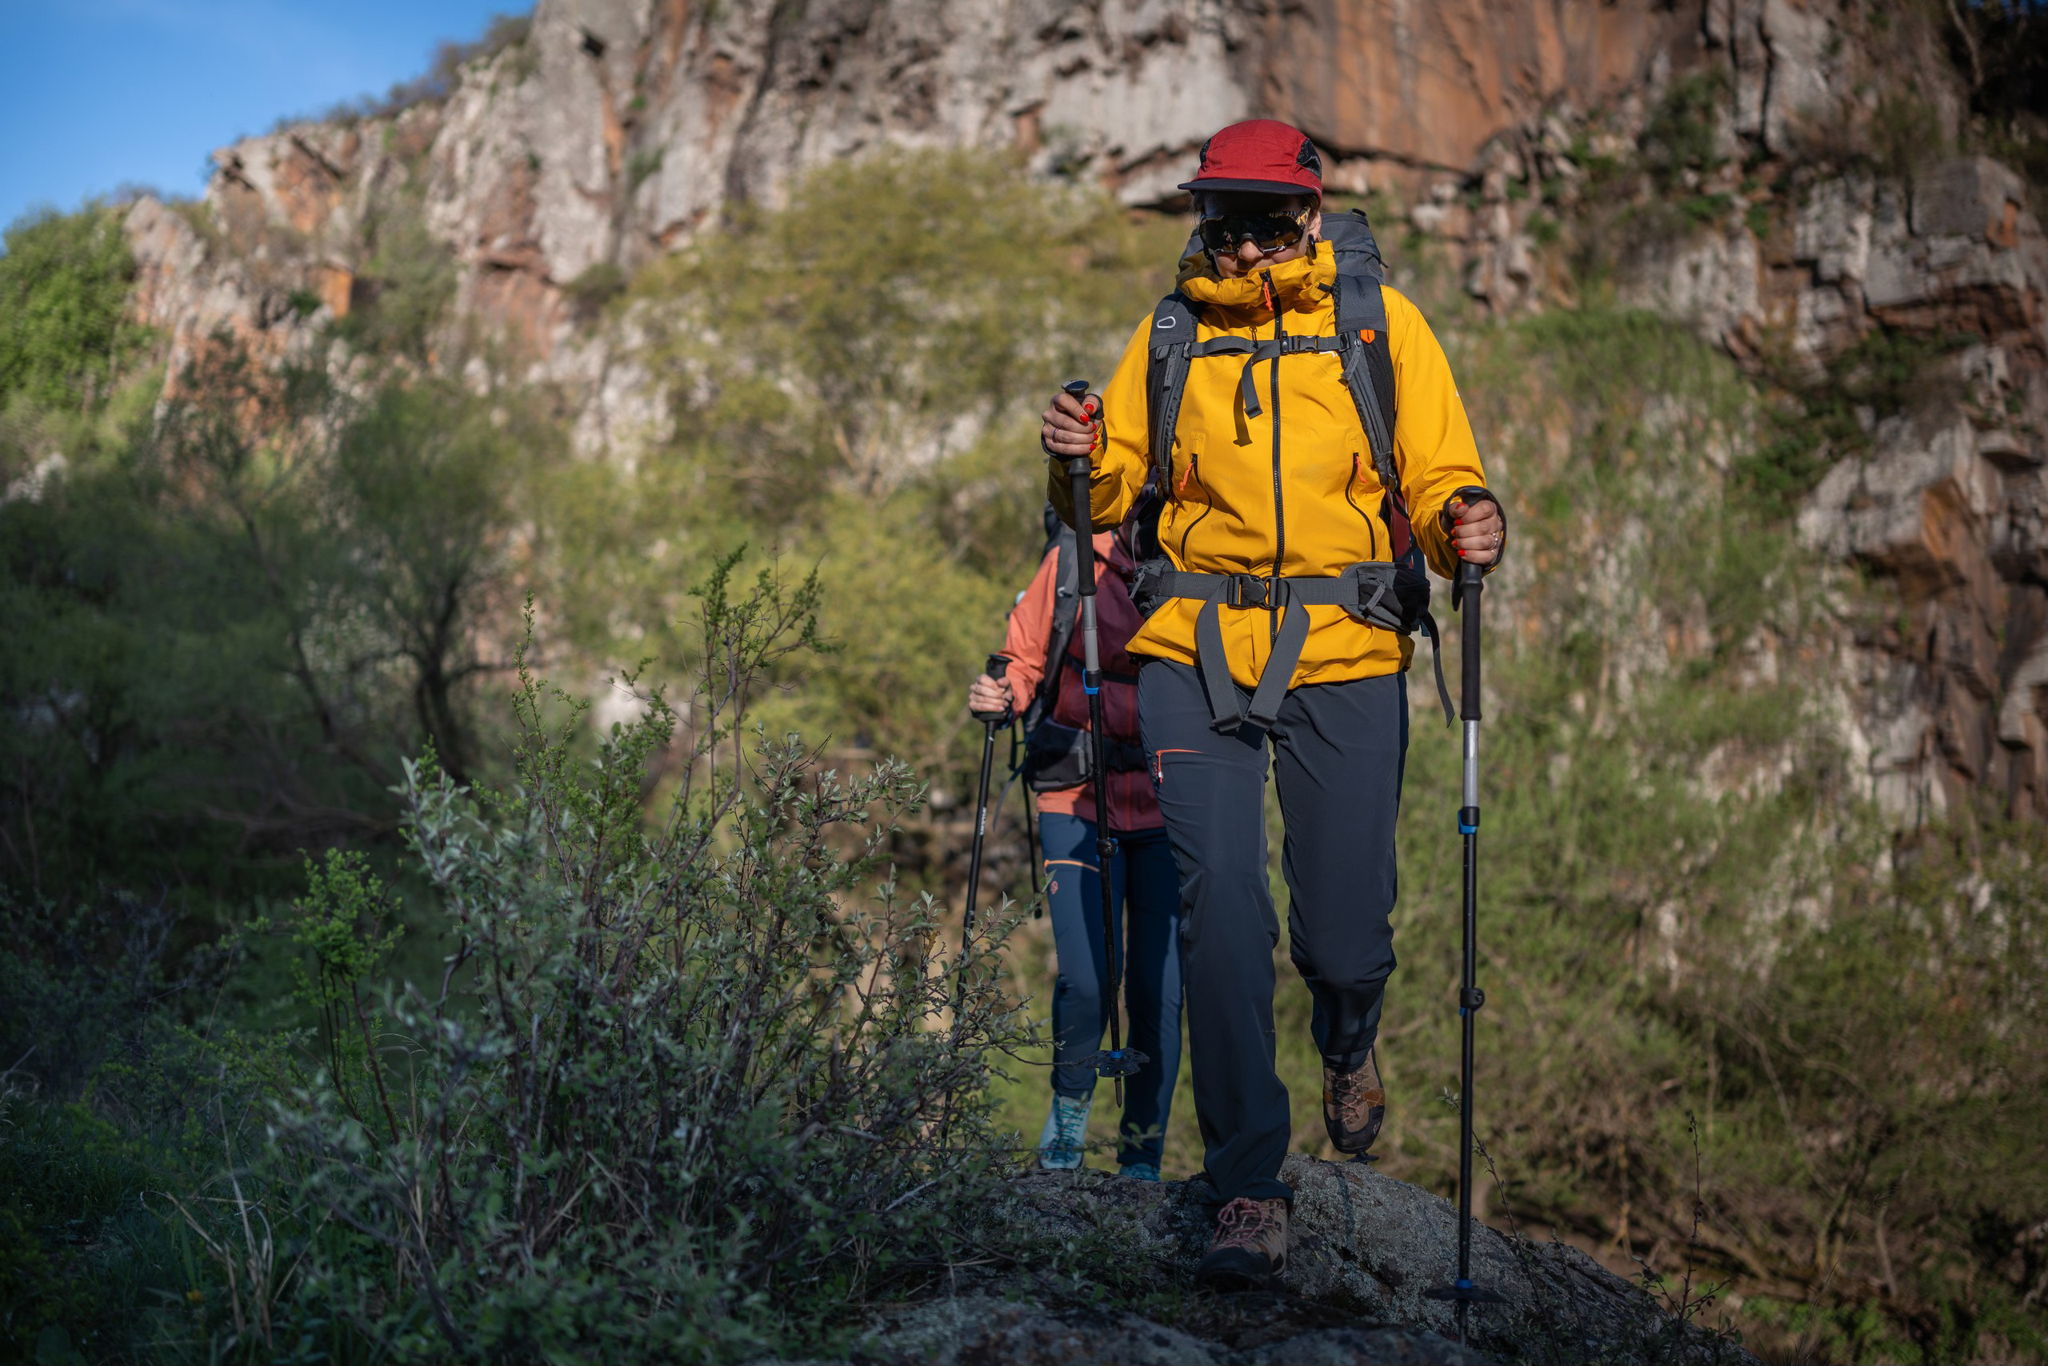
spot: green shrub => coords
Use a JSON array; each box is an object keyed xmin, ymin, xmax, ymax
[
  {"xmin": 1641, "ymin": 70, "xmax": 1731, "ymax": 192},
  {"xmin": 0, "ymin": 203, "xmax": 149, "ymax": 413},
  {"xmin": 565, "ymin": 260, "xmax": 628, "ymax": 311},
  {"xmin": 1738, "ymin": 327, "xmax": 1973, "ymax": 513},
  {"xmin": 198, "ymin": 557, "xmax": 1032, "ymax": 1362},
  {"xmin": 0, "ymin": 344, "xmax": 560, "ymax": 906},
  {"xmin": 332, "ymin": 204, "xmax": 455, "ymax": 363}
]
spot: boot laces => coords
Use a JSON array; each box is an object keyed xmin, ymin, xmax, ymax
[
  {"xmin": 1048, "ymin": 1095, "xmax": 1088, "ymax": 1148},
  {"xmin": 1326, "ymin": 1057, "xmax": 1383, "ymax": 1120},
  {"xmin": 1212, "ymin": 1197, "xmax": 1284, "ymax": 1254}
]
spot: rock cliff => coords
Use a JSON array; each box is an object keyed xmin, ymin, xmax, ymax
[{"xmin": 119, "ymin": 0, "xmax": 2046, "ymax": 821}]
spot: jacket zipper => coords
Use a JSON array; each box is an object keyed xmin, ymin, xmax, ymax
[
  {"xmin": 1263, "ymin": 269, "xmax": 1284, "ymax": 643},
  {"xmin": 1343, "ymin": 452, "xmax": 1382, "ymax": 561},
  {"xmin": 1175, "ymin": 450, "xmax": 1211, "ymax": 562}
]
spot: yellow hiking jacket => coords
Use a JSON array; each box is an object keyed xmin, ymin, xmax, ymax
[{"xmin": 1049, "ymin": 241, "xmax": 1488, "ymax": 693}]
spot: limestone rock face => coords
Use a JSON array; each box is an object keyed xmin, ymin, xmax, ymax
[
  {"xmin": 116, "ymin": 0, "xmax": 2048, "ymax": 820},
  {"xmin": 1785, "ymin": 158, "xmax": 2048, "ymax": 820},
  {"xmin": 123, "ymin": 0, "xmax": 1690, "ymax": 378}
]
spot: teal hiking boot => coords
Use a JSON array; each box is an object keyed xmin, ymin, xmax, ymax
[
  {"xmin": 1121, "ymin": 1162, "xmax": 1161, "ymax": 1182},
  {"xmin": 1036, "ymin": 1094, "xmax": 1091, "ymax": 1170}
]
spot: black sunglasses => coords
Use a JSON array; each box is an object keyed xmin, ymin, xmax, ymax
[{"xmin": 1197, "ymin": 207, "xmax": 1312, "ymax": 254}]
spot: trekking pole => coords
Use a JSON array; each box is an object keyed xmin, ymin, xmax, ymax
[
  {"xmin": 955, "ymin": 653, "xmax": 1011, "ymax": 1033},
  {"xmin": 1019, "ymin": 746, "xmax": 1045, "ymax": 915},
  {"xmin": 1426, "ymin": 559, "xmax": 1505, "ymax": 1341},
  {"xmin": 1060, "ymin": 379, "xmax": 1146, "ymax": 1104},
  {"xmin": 993, "ymin": 715, "xmax": 1044, "ymax": 916}
]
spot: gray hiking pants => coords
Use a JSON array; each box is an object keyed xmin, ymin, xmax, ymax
[{"xmin": 1139, "ymin": 660, "xmax": 1407, "ymax": 1204}]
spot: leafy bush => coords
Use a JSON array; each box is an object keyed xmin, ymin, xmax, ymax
[
  {"xmin": 1365, "ymin": 304, "xmax": 2048, "ymax": 1363},
  {"xmin": 609, "ymin": 149, "xmax": 1181, "ymax": 788},
  {"xmin": 1640, "ymin": 70, "xmax": 1731, "ymax": 193},
  {"xmin": 565, "ymin": 260, "xmax": 627, "ymax": 312},
  {"xmin": 0, "ymin": 203, "xmax": 149, "ymax": 413},
  {"xmin": 1738, "ymin": 327, "xmax": 1973, "ymax": 513},
  {"xmin": 332, "ymin": 203, "xmax": 456, "ymax": 363},
  {"xmin": 0, "ymin": 342, "xmax": 559, "ymax": 904},
  {"xmin": 185, "ymin": 557, "xmax": 1031, "ymax": 1362}
]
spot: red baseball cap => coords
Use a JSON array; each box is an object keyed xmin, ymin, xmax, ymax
[{"xmin": 1178, "ymin": 119, "xmax": 1323, "ymax": 199}]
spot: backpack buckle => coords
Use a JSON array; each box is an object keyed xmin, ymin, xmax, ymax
[{"xmin": 1224, "ymin": 574, "xmax": 1277, "ymax": 610}]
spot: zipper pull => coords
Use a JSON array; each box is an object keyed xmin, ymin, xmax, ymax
[
  {"xmin": 1177, "ymin": 452, "xmax": 1198, "ymax": 495},
  {"xmin": 1260, "ymin": 271, "xmax": 1276, "ymax": 315}
]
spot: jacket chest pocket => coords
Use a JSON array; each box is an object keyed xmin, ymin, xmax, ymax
[{"xmin": 1167, "ymin": 447, "xmax": 1217, "ymax": 562}]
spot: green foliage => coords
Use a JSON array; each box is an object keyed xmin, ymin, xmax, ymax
[
  {"xmin": 192, "ymin": 560, "xmax": 1032, "ymax": 1362},
  {"xmin": 600, "ymin": 149, "xmax": 1179, "ymax": 781},
  {"xmin": 0, "ymin": 204, "xmax": 149, "ymax": 413},
  {"xmin": 625, "ymin": 146, "xmax": 664, "ymax": 191},
  {"xmin": 0, "ymin": 1090, "xmax": 197, "ymax": 1363},
  {"xmin": 331, "ymin": 203, "xmax": 455, "ymax": 363},
  {"xmin": 1641, "ymin": 70, "xmax": 1731, "ymax": 192},
  {"xmin": 1871, "ymin": 90, "xmax": 1950, "ymax": 180},
  {"xmin": 1738, "ymin": 327, "xmax": 1973, "ymax": 513},
  {"xmin": 0, "ymin": 342, "xmax": 560, "ymax": 905},
  {"xmin": 276, "ymin": 851, "xmax": 406, "ymax": 1128},
  {"xmin": 565, "ymin": 259, "xmax": 627, "ymax": 311},
  {"xmin": 1676, "ymin": 822, "xmax": 2048, "ymax": 1364},
  {"xmin": 1358, "ymin": 303, "xmax": 2048, "ymax": 1363},
  {"xmin": 635, "ymin": 145, "xmax": 1180, "ymax": 518}
]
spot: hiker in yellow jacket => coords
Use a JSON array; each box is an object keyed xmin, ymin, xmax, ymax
[{"xmin": 1040, "ymin": 119, "xmax": 1505, "ymax": 1292}]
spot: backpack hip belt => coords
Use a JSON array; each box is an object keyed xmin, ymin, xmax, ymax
[{"xmin": 1132, "ymin": 560, "xmax": 1451, "ymax": 734}]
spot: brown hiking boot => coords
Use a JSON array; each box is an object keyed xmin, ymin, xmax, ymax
[
  {"xmin": 1194, "ymin": 1196, "xmax": 1289, "ymax": 1291},
  {"xmin": 1323, "ymin": 1048, "xmax": 1385, "ymax": 1157}
]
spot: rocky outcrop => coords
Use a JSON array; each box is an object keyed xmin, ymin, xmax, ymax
[
  {"xmin": 857, "ymin": 1156, "xmax": 1751, "ymax": 1365},
  {"xmin": 123, "ymin": 0, "xmax": 1686, "ymax": 370},
  {"xmin": 114, "ymin": 0, "xmax": 2048, "ymax": 820}
]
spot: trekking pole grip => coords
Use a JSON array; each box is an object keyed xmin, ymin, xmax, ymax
[
  {"xmin": 1459, "ymin": 562, "xmax": 1482, "ymax": 724},
  {"xmin": 971, "ymin": 654, "xmax": 1011, "ymax": 724},
  {"xmin": 1059, "ymin": 379, "xmax": 1102, "ymax": 482}
]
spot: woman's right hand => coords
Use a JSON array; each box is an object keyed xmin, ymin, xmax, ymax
[
  {"xmin": 967, "ymin": 672, "xmax": 1016, "ymax": 719},
  {"xmin": 1040, "ymin": 388, "xmax": 1099, "ymax": 459}
]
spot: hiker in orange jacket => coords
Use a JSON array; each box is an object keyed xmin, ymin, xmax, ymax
[
  {"xmin": 1038, "ymin": 119, "xmax": 1505, "ymax": 1291},
  {"xmin": 966, "ymin": 511, "xmax": 1183, "ymax": 1181}
]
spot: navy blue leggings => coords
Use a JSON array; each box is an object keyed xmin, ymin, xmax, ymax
[{"xmin": 1040, "ymin": 813, "xmax": 1184, "ymax": 1168}]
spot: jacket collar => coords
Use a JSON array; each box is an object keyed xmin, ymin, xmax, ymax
[{"xmin": 1176, "ymin": 240, "xmax": 1335, "ymax": 319}]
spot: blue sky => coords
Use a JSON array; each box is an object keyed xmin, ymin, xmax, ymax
[{"xmin": 0, "ymin": 0, "xmax": 528, "ymax": 232}]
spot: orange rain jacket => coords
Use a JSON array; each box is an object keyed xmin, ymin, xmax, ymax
[
  {"xmin": 1049, "ymin": 241, "xmax": 1489, "ymax": 692},
  {"xmin": 997, "ymin": 530, "xmax": 1162, "ymax": 833}
]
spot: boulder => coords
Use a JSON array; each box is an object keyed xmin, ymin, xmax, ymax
[{"xmin": 855, "ymin": 1156, "xmax": 1754, "ymax": 1366}]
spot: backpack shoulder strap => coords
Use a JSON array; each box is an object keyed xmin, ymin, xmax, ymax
[
  {"xmin": 1024, "ymin": 523, "xmax": 1080, "ymax": 732},
  {"xmin": 1145, "ymin": 291, "xmax": 1200, "ymax": 494},
  {"xmin": 1333, "ymin": 272, "xmax": 1399, "ymax": 500}
]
